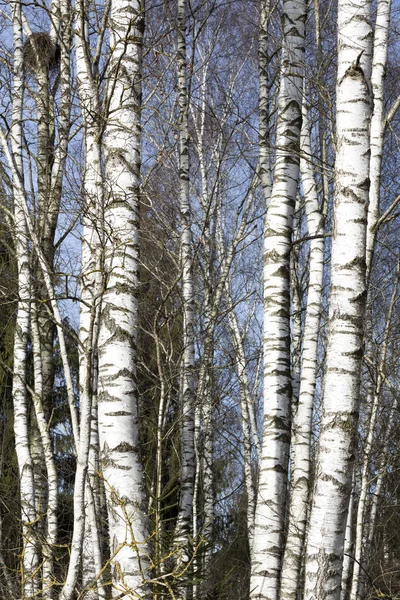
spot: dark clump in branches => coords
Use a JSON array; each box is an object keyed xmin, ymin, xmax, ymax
[{"xmin": 23, "ymin": 32, "xmax": 60, "ymax": 74}]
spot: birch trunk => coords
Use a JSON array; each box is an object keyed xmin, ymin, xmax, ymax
[
  {"xmin": 30, "ymin": 6, "xmax": 66, "ymax": 592},
  {"xmin": 303, "ymin": 3, "xmax": 372, "ymax": 598},
  {"xmin": 365, "ymin": 0, "xmax": 392, "ymax": 276},
  {"xmin": 350, "ymin": 256, "xmax": 400, "ymax": 600},
  {"xmin": 98, "ymin": 0, "xmax": 150, "ymax": 595},
  {"xmin": 258, "ymin": 0, "xmax": 272, "ymax": 203},
  {"xmin": 290, "ymin": 235, "xmax": 302, "ymax": 412},
  {"xmin": 340, "ymin": 474, "xmax": 355, "ymax": 600},
  {"xmin": 11, "ymin": 2, "xmax": 40, "ymax": 596},
  {"xmin": 31, "ymin": 307, "xmax": 58, "ymax": 599},
  {"xmin": 34, "ymin": 0, "xmax": 66, "ymax": 426},
  {"xmin": 174, "ymin": 0, "xmax": 196, "ymax": 567},
  {"xmin": 359, "ymin": 402, "xmax": 397, "ymax": 596},
  {"xmin": 280, "ymin": 103, "xmax": 325, "ymax": 600},
  {"xmin": 251, "ymin": 2, "xmax": 305, "ymax": 598},
  {"xmin": 75, "ymin": 3, "xmax": 106, "ymax": 593},
  {"xmin": 199, "ymin": 329, "xmax": 215, "ymax": 584}
]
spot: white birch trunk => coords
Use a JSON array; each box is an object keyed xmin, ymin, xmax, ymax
[
  {"xmin": 97, "ymin": 0, "xmax": 150, "ymax": 595},
  {"xmin": 280, "ymin": 103, "xmax": 325, "ymax": 600},
  {"xmin": 63, "ymin": 4, "xmax": 105, "ymax": 596},
  {"xmin": 303, "ymin": 3, "xmax": 372, "ymax": 598},
  {"xmin": 77, "ymin": 32, "xmax": 105, "ymax": 600},
  {"xmin": 350, "ymin": 256, "xmax": 400, "ymax": 600},
  {"xmin": 31, "ymin": 308, "xmax": 58, "ymax": 599},
  {"xmin": 61, "ymin": 306, "xmax": 96, "ymax": 600},
  {"xmin": 251, "ymin": 2, "xmax": 305, "ymax": 598},
  {"xmin": 49, "ymin": 0, "xmax": 71, "ymax": 222},
  {"xmin": 340, "ymin": 474, "xmax": 356, "ymax": 600},
  {"xmin": 174, "ymin": 0, "xmax": 196, "ymax": 567},
  {"xmin": 199, "ymin": 332, "xmax": 215, "ymax": 582},
  {"xmin": 258, "ymin": 0, "xmax": 272, "ymax": 203},
  {"xmin": 11, "ymin": 3, "xmax": 40, "ymax": 596},
  {"xmin": 153, "ymin": 336, "xmax": 168, "ymax": 577},
  {"xmin": 365, "ymin": 0, "xmax": 392, "ymax": 276},
  {"xmin": 359, "ymin": 405, "xmax": 396, "ymax": 596},
  {"xmin": 290, "ymin": 236, "xmax": 302, "ymax": 411}
]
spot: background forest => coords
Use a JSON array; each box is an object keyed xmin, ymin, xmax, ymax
[{"xmin": 0, "ymin": 0, "xmax": 399, "ymax": 599}]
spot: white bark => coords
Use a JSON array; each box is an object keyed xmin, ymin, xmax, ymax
[
  {"xmin": 11, "ymin": 3, "xmax": 40, "ymax": 596},
  {"xmin": 341, "ymin": 474, "xmax": 355, "ymax": 600},
  {"xmin": 359, "ymin": 402, "xmax": 397, "ymax": 595},
  {"xmin": 61, "ymin": 307, "xmax": 96, "ymax": 600},
  {"xmin": 98, "ymin": 0, "xmax": 150, "ymax": 595},
  {"xmin": 31, "ymin": 308, "xmax": 58, "ymax": 599},
  {"xmin": 290, "ymin": 236, "xmax": 302, "ymax": 411},
  {"xmin": 280, "ymin": 102, "xmax": 325, "ymax": 600},
  {"xmin": 258, "ymin": 0, "xmax": 272, "ymax": 203},
  {"xmin": 49, "ymin": 0, "xmax": 71, "ymax": 221},
  {"xmin": 153, "ymin": 332, "xmax": 168, "ymax": 575},
  {"xmin": 75, "ymin": 4, "xmax": 105, "ymax": 595},
  {"xmin": 303, "ymin": 2, "xmax": 372, "ymax": 598},
  {"xmin": 251, "ymin": 1, "xmax": 305, "ymax": 598},
  {"xmin": 59, "ymin": 5, "xmax": 105, "ymax": 598},
  {"xmin": 365, "ymin": 0, "xmax": 392, "ymax": 277},
  {"xmin": 350, "ymin": 256, "xmax": 400, "ymax": 600},
  {"xmin": 174, "ymin": 0, "xmax": 196, "ymax": 567}
]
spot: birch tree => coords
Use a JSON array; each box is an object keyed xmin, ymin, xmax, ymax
[
  {"xmin": 280, "ymin": 101, "xmax": 325, "ymax": 600},
  {"xmin": 366, "ymin": 0, "xmax": 392, "ymax": 276},
  {"xmin": 97, "ymin": 0, "xmax": 150, "ymax": 594},
  {"xmin": 2, "ymin": 0, "xmax": 400, "ymax": 595},
  {"xmin": 10, "ymin": 2, "xmax": 40, "ymax": 595},
  {"xmin": 350, "ymin": 257, "xmax": 400, "ymax": 600},
  {"xmin": 303, "ymin": 2, "xmax": 373, "ymax": 599},
  {"xmin": 75, "ymin": 0, "xmax": 106, "ymax": 595},
  {"xmin": 251, "ymin": 1, "xmax": 305, "ymax": 598},
  {"xmin": 174, "ymin": 0, "xmax": 196, "ymax": 569}
]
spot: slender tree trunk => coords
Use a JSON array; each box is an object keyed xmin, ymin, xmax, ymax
[
  {"xmin": 31, "ymin": 306, "xmax": 58, "ymax": 599},
  {"xmin": 30, "ymin": 8, "xmax": 61, "ymax": 590},
  {"xmin": 350, "ymin": 256, "xmax": 400, "ymax": 600},
  {"xmin": 365, "ymin": 0, "xmax": 392, "ymax": 277},
  {"xmin": 280, "ymin": 102, "xmax": 325, "ymax": 600},
  {"xmin": 290, "ymin": 231, "xmax": 302, "ymax": 412},
  {"xmin": 358, "ymin": 401, "xmax": 397, "ymax": 597},
  {"xmin": 251, "ymin": 2, "xmax": 305, "ymax": 598},
  {"xmin": 11, "ymin": 4, "xmax": 40, "ymax": 597},
  {"xmin": 258, "ymin": 0, "xmax": 272, "ymax": 203},
  {"xmin": 340, "ymin": 474, "xmax": 355, "ymax": 600},
  {"xmin": 303, "ymin": 3, "xmax": 372, "ymax": 599},
  {"xmin": 199, "ymin": 325, "xmax": 215, "ymax": 585},
  {"xmin": 174, "ymin": 0, "xmax": 196, "ymax": 570},
  {"xmin": 97, "ymin": 0, "xmax": 150, "ymax": 595},
  {"xmin": 71, "ymin": 2, "xmax": 105, "ymax": 596}
]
